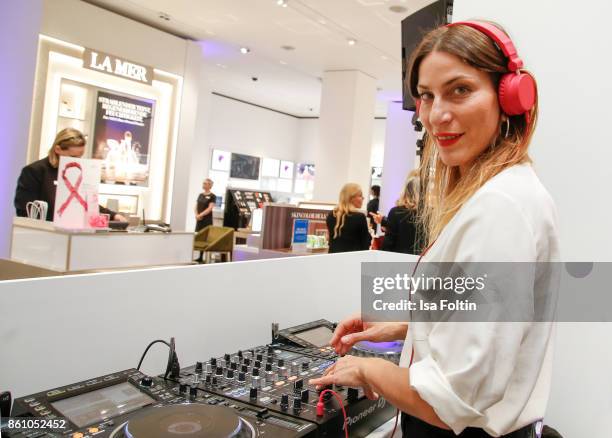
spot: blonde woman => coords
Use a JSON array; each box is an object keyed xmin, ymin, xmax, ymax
[
  {"xmin": 326, "ymin": 183, "xmax": 371, "ymax": 253},
  {"xmin": 14, "ymin": 128, "xmax": 125, "ymax": 221},
  {"xmin": 378, "ymin": 171, "xmax": 420, "ymax": 254},
  {"xmin": 312, "ymin": 21, "xmax": 559, "ymax": 437}
]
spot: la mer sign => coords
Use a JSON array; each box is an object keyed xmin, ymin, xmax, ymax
[{"xmin": 83, "ymin": 49, "xmax": 152, "ymax": 85}]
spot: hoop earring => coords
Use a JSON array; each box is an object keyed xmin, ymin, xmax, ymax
[{"xmin": 502, "ymin": 117, "xmax": 510, "ymax": 139}]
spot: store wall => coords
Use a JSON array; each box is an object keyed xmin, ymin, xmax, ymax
[
  {"xmin": 0, "ymin": 0, "xmax": 43, "ymax": 258},
  {"xmin": 454, "ymin": 1, "xmax": 612, "ymax": 436}
]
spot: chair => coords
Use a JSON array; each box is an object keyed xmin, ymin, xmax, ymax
[{"xmin": 193, "ymin": 226, "xmax": 234, "ymax": 263}]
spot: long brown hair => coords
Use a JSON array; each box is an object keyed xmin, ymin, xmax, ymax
[
  {"xmin": 48, "ymin": 128, "xmax": 86, "ymax": 168},
  {"xmin": 332, "ymin": 183, "xmax": 362, "ymax": 239},
  {"xmin": 397, "ymin": 170, "xmax": 420, "ymax": 209},
  {"xmin": 407, "ymin": 22, "xmax": 538, "ymax": 244}
]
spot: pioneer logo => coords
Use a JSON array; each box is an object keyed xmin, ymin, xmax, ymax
[{"xmin": 343, "ymin": 398, "xmax": 387, "ymax": 429}]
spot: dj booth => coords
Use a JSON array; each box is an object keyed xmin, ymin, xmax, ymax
[{"xmin": 0, "ymin": 250, "xmax": 415, "ymax": 437}]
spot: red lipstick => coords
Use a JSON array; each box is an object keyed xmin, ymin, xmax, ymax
[{"xmin": 434, "ymin": 132, "xmax": 464, "ymax": 147}]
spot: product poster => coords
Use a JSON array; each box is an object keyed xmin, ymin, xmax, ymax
[
  {"xmin": 53, "ymin": 156, "xmax": 101, "ymax": 229},
  {"xmin": 93, "ymin": 90, "xmax": 154, "ymax": 186}
]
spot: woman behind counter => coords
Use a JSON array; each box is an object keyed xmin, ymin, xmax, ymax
[
  {"xmin": 326, "ymin": 183, "xmax": 371, "ymax": 253},
  {"xmin": 14, "ymin": 128, "xmax": 124, "ymax": 222},
  {"xmin": 194, "ymin": 178, "xmax": 216, "ymax": 232}
]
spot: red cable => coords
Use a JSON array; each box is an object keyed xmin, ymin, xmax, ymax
[{"xmin": 317, "ymin": 389, "xmax": 349, "ymax": 438}]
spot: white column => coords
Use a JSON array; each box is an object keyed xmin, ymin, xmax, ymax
[
  {"xmin": 0, "ymin": 0, "xmax": 43, "ymax": 258},
  {"xmin": 314, "ymin": 70, "xmax": 377, "ymax": 203},
  {"xmin": 170, "ymin": 41, "xmax": 212, "ymax": 231},
  {"xmin": 379, "ymin": 102, "xmax": 417, "ymax": 215}
]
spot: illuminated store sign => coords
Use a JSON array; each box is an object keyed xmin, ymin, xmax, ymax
[{"xmin": 83, "ymin": 49, "xmax": 152, "ymax": 85}]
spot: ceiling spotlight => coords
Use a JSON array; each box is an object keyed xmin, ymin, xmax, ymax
[
  {"xmin": 347, "ymin": 38, "xmax": 357, "ymax": 46},
  {"xmin": 277, "ymin": 0, "xmax": 288, "ymax": 7},
  {"xmin": 281, "ymin": 45, "xmax": 295, "ymax": 51},
  {"xmin": 240, "ymin": 47, "xmax": 251, "ymax": 54}
]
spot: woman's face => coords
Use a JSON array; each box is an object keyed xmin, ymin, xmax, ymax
[
  {"xmin": 203, "ymin": 180, "xmax": 212, "ymax": 191},
  {"xmin": 350, "ymin": 191, "xmax": 364, "ymax": 209},
  {"xmin": 416, "ymin": 51, "xmax": 501, "ymax": 174},
  {"xmin": 54, "ymin": 143, "xmax": 85, "ymax": 158}
]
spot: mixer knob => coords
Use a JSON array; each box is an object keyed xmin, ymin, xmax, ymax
[
  {"xmin": 249, "ymin": 387, "xmax": 258, "ymax": 399},
  {"xmin": 205, "ymin": 363, "xmax": 212, "ymax": 374},
  {"xmin": 179, "ymin": 383, "xmax": 188, "ymax": 394},
  {"xmin": 226, "ymin": 369, "xmax": 234, "ymax": 380},
  {"xmin": 241, "ymin": 364, "xmax": 248, "ymax": 373},
  {"xmin": 267, "ymin": 345, "xmax": 274, "ymax": 354},
  {"xmin": 347, "ymin": 387, "xmax": 359, "ymax": 402},
  {"xmin": 277, "ymin": 359, "xmax": 285, "ymax": 367},
  {"xmin": 244, "ymin": 358, "xmax": 251, "ymax": 366},
  {"xmin": 252, "ymin": 368, "xmax": 260, "ymax": 377},
  {"xmin": 293, "ymin": 396, "xmax": 302, "ymax": 411},
  {"xmin": 293, "ymin": 379, "xmax": 303, "ymax": 392},
  {"xmin": 266, "ymin": 356, "xmax": 274, "ymax": 364},
  {"xmin": 238, "ymin": 372, "xmax": 246, "ymax": 382},
  {"xmin": 302, "ymin": 361, "xmax": 310, "ymax": 371},
  {"xmin": 210, "ymin": 357, "xmax": 217, "ymax": 367},
  {"xmin": 205, "ymin": 374, "xmax": 211, "ymax": 384},
  {"xmin": 265, "ymin": 363, "xmax": 272, "ymax": 372},
  {"xmin": 256, "ymin": 354, "xmax": 263, "ymax": 361},
  {"xmin": 300, "ymin": 389, "xmax": 309, "ymax": 403},
  {"xmin": 254, "ymin": 360, "xmax": 262, "ymax": 369},
  {"xmin": 278, "ymin": 366, "xmax": 288, "ymax": 378},
  {"xmin": 280, "ymin": 394, "xmax": 289, "ymax": 410},
  {"xmin": 290, "ymin": 361, "xmax": 300, "ymax": 374},
  {"xmin": 140, "ymin": 376, "xmax": 153, "ymax": 387},
  {"xmin": 251, "ymin": 376, "xmax": 262, "ymax": 388},
  {"xmin": 224, "ymin": 353, "xmax": 231, "ymax": 361},
  {"xmin": 230, "ymin": 362, "xmax": 237, "ymax": 370},
  {"xmin": 189, "ymin": 386, "xmax": 198, "ymax": 398},
  {"xmin": 195, "ymin": 362, "xmax": 203, "ymax": 373},
  {"xmin": 212, "ymin": 376, "xmax": 218, "ymax": 386},
  {"xmin": 265, "ymin": 371, "xmax": 276, "ymax": 383},
  {"xmin": 238, "ymin": 350, "xmax": 243, "ymax": 358},
  {"xmin": 215, "ymin": 367, "xmax": 223, "ymax": 376}
]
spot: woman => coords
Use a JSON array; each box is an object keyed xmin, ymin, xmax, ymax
[
  {"xmin": 311, "ymin": 21, "xmax": 559, "ymax": 437},
  {"xmin": 14, "ymin": 128, "xmax": 124, "ymax": 222},
  {"xmin": 195, "ymin": 178, "xmax": 216, "ymax": 232},
  {"xmin": 326, "ymin": 183, "xmax": 371, "ymax": 253},
  {"xmin": 375, "ymin": 172, "xmax": 420, "ymax": 254}
]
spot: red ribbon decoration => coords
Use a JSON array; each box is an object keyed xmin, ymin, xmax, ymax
[{"xmin": 57, "ymin": 162, "xmax": 88, "ymax": 216}]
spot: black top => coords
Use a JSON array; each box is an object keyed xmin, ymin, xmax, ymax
[
  {"xmin": 14, "ymin": 157, "xmax": 116, "ymax": 221},
  {"xmin": 326, "ymin": 211, "xmax": 371, "ymax": 253},
  {"xmin": 366, "ymin": 197, "xmax": 379, "ymax": 216},
  {"xmin": 381, "ymin": 206, "xmax": 418, "ymax": 254},
  {"xmin": 196, "ymin": 192, "xmax": 217, "ymax": 231}
]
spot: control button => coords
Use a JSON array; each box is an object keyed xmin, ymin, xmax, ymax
[
  {"xmin": 72, "ymin": 433, "xmax": 84, "ymax": 438},
  {"xmin": 40, "ymin": 410, "xmax": 51, "ymax": 415},
  {"xmin": 140, "ymin": 376, "xmax": 153, "ymax": 387},
  {"xmin": 293, "ymin": 396, "xmax": 302, "ymax": 411},
  {"xmin": 256, "ymin": 407, "xmax": 270, "ymax": 419},
  {"xmin": 280, "ymin": 394, "xmax": 289, "ymax": 410},
  {"xmin": 302, "ymin": 362, "xmax": 310, "ymax": 371},
  {"xmin": 288, "ymin": 376, "xmax": 297, "ymax": 382},
  {"xmin": 277, "ymin": 359, "xmax": 285, "ymax": 367},
  {"xmin": 249, "ymin": 387, "xmax": 258, "ymax": 399},
  {"xmin": 35, "ymin": 405, "xmax": 45, "ymax": 411},
  {"xmin": 294, "ymin": 379, "xmax": 304, "ymax": 391},
  {"xmin": 301, "ymin": 389, "xmax": 309, "ymax": 403},
  {"xmin": 215, "ymin": 367, "xmax": 223, "ymax": 376},
  {"xmin": 274, "ymin": 381, "xmax": 284, "ymax": 387},
  {"xmin": 24, "ymin": 397, "xmax": 35, "ymax": 403},
  {"xmin": 210, "ymin": 357, "xmax": 217, "ymax": 367},
  {"xmin": 88, "ymin": 427, "xmax": 99, "ymax": 433},
  {"xmin": 195, "ymin": 362, "xmax": 203, "ymax": 373}
]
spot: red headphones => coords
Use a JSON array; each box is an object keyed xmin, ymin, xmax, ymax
[{"xmin": 415, "ymin": 21, "xmax": 536, "ymax": 117}]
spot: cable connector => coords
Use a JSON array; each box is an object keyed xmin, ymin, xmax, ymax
[{"xmin": 316, "ymin": 400, "xmax": 325, "ymax": 416}]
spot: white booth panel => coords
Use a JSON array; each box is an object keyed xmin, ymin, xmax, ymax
[{"xmin": 10, "ymin": 226, "xmax": 70, "ymax": 271}]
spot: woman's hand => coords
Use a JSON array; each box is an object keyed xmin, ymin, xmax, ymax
[
  {"xmin": 113, "ymin": 213, "xmax": 127, "ymax": 222},
  {"xmin": 309, "ymin": 356, "xmax": 382, "ymax": 399},
  {"xmin": 330, "ymin": 314, "xmax": 408, "ymax": 355},
  {"xmin": 369, "ymin": 212, "xmax": 384, "ymax": 225}
]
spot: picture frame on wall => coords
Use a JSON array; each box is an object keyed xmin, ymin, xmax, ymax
[
  {"xmin": 230, "ymin": 153, "xmax": 261, "ymax": 180},
  {"xmin": 211, "ymin": 149, "xmax": 231, "ymax": 171},
  {"xmin": 280, "ymin": 160, "xmax": 294, "ymax": 179},
  {"xmin": 261, "ymin": 158, "xmax": 280, "ymax": 177}
]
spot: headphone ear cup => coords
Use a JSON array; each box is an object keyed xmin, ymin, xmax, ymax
[{"xmin": 498, "ymin": 73, "xmax": 536, "ymax": 116}]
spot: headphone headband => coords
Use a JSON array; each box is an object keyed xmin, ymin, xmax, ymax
[{"xmin": 448, "ymin": 21, "xmax": 523, "ymax": 71}]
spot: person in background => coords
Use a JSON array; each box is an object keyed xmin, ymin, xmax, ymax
[
  {"xmin": 326, "ymin": 183, "xmax": 371, "ymax": 253},
  {"xmin": 14, "ymin": 128, "xmax": 125, "ymax": 222},
  {"xmin": 376, "ymin": 171, "xmax": 420, "ymax": 254},
  {"xmin": 195, "ymin": 178, "xmax": 216, "ymax": 232},
  {"xmin": 366, "ymin": 184, "xmax": 380, "ymax": 220}
]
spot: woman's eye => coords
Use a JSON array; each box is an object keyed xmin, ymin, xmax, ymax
[
  {"xmin": 419, "ymin": 92, "xmax": 433, "ymax": 101},
  {"xmin": 453, "ymin": 86, "xmax": 470, "ymax": 96}
]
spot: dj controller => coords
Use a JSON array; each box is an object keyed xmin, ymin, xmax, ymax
[{"xmin": 2, "ymin": 320, "xmax": 403, "ymax": 438}]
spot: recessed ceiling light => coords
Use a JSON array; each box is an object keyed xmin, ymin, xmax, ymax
[
  {"xmin": 281, "ymin": 45, "xmax": 295, "ymax": 51},
  {"xmin": 389, "ymin": 5, "xmax": 408, "ymax": 13},
  {"xmin": 277, "ymin": 0, "xmax": 288, "ymax": 7},
  {"xmin": 279, "ymin": 60, "xmax": 287, "ymax": 65},
  {"xmin": 158, "ymin": 12, "xmax": 170, "ymax": 21},
  {"xmin": 347, "ymin": 38, "xmax": 357, "ymax": 46},
  {"xmin": 240, "ymin": 47, "xmax": 251, "ymax": 54}
]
